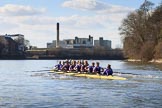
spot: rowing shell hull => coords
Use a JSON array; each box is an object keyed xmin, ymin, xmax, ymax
[
  {"xmin": 50, "ymin": 70, "xmax": 126, "ymax": 80},
  {"xmin": 85, "ymin": 74, "xmax": 126, "ymax": 80}
]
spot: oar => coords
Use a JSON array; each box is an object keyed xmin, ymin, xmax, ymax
[
  {"xmin": 25, "ymin": 69, "xmax": 52, "ymax": 72},
  {"xmin": 102, "ymin": 67, "xmax": 140, "ymax": 75},
  {"xmin": 113, "ymin": 71, "xmax": 140, "ymax": 75},
  {"xmin": 51, "ymin": 70, "xmax": 140, "ymax": 75}
]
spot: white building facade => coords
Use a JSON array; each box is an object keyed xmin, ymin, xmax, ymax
[
  {"xmin": 47, "ymin": 35, "xmax": 93, "ymax": 48},
  {"xmin": 94, "ymin": 37, "xmax": 111, "ymax": 49}
]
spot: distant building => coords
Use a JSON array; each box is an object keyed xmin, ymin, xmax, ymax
[
  {"xmin": 0, "ymin": 34, "xmax": 25, "ymax": 51},
  {"xmin": 47, "ymin": 36, "xmax": 112, "ymax": 49},
  {"xmin": 47, "ymin": 35, "xmax": 93, "ymax": 49},
  {"xmin": 47, "ymin": 40, "xmax": 56, "ymax": 48},
  {"xmin": 4, "ymin": 37, "xmax": 18, "ymax": 55},
  {"xmin": 63, "ymin": 39, "xmax": 74, "ymax": 48},
  {"xmin": 0, "ymin": 34, "xmax": 26, "ymax": 55},
  {"xmin": 64, "ymin": 35, "xmax": 93, "ymax": 48},
  {"xmin": 47, "ymin": 40, "xmax": 65, "ymax": 48},
  {"xmin": 74, "ymin": 35, "xmax": 93, "ymax": 48},
  {"xmin": 94, "ymin": 37, "xmax": 111, "ymax": 49}
]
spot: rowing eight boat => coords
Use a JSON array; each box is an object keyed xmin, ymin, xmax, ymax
[{"xmin": 50, "ymin": 70, "xmax": 127, "ymax": 80}]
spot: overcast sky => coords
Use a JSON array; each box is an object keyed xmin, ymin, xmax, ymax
[{"xmin": 0, "ymin": 0, "xmax": 161, "ymax": 48}]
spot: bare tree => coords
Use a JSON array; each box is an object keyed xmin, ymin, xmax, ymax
[{"xmin": 119, "ymin": 0, "xmax": 159, "ymax": 61}]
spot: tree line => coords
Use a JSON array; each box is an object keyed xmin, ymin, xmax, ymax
[
  {"xmin": 119, "ymin": 0, "xmax": 162, "ymax": 62},
  {"xmin": 26, "ymin": 47, "xmax": 124, "ymax": 60}
]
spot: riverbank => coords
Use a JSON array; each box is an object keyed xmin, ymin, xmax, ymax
[
  {"xmin": 1, "ymin": 49, "xmax": 125, "ymax": 60},
  {"xmin": 127, "ymin": 59, "xmax": 162, "ymax": 64},
  {"xmin": 0, "ymin": 57, "xmax": 125, "ymax": 60},
  {"xmin": 149, "ymin": 59, "xmax": 162, "ymax": 63}
]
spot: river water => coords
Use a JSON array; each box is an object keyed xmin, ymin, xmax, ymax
[{"xmin": 0, "ymin": 60, "xmax": 162, "ymax": 108}]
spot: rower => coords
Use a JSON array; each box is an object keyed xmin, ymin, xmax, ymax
[
  {"xmin": 81, "ymin": 60, "xmax": 89, "ymax": 72},
  {"xmin": 93, "ymin": 62, "xmax": 103, "ymax": 75},
  {"xmin": 74, "ymin": 60, "xmax": 82, "ymax": 72},
  {"xmin": 54, "ymin": 61, "xmax": 63, "ymax": 71},
  {"xmin": 88, "ymin": 62, "xmax": 95, "ymax": 74},
  {"xmin": 103, "ymin": 64, "xmax": 113, "ymax": 76},
  {"xmin": 69, "ymin": 60, "xmax": 76, "ymax": 71},
  {"xmin": 61, "ymin": 60, "xmax": 70, "ymax": 72}
]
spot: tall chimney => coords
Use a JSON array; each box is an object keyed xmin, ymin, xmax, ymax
[{"xmin": 56, "ymin": 22, "xmax": 59, "ymax": 48}]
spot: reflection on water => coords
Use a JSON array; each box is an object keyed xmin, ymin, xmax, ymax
[{"xmin": 0, "ymin": 60, "xmax": 162, "ymax": 108}]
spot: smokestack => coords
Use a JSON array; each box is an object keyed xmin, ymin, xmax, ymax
[{"xmin": 56, "ymin": 22, "xmax": 59, "ymax": 48}]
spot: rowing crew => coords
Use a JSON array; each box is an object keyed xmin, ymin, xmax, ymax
[{"xmin": 54, "ymin": 60, "xmax": 113, "ymax": 76}]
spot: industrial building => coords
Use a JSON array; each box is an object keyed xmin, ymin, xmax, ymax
[
  {"xmin": 63, "ymin": 35, "xmax": 93, "ymax": 48},
  {"xmin": 94, "ymin": 37, "xmax": 111, "ymax": 49},
  {"xmin": 47, "ymin": 22, "xmax": 111, "ymax": 49},
  {"xmin": 47, "ymin": 36, "xmax": 111, "ymax": 49},
  {"xmin": 47, "ymin": 35, "xmax": 93, "ymax": 48}
]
